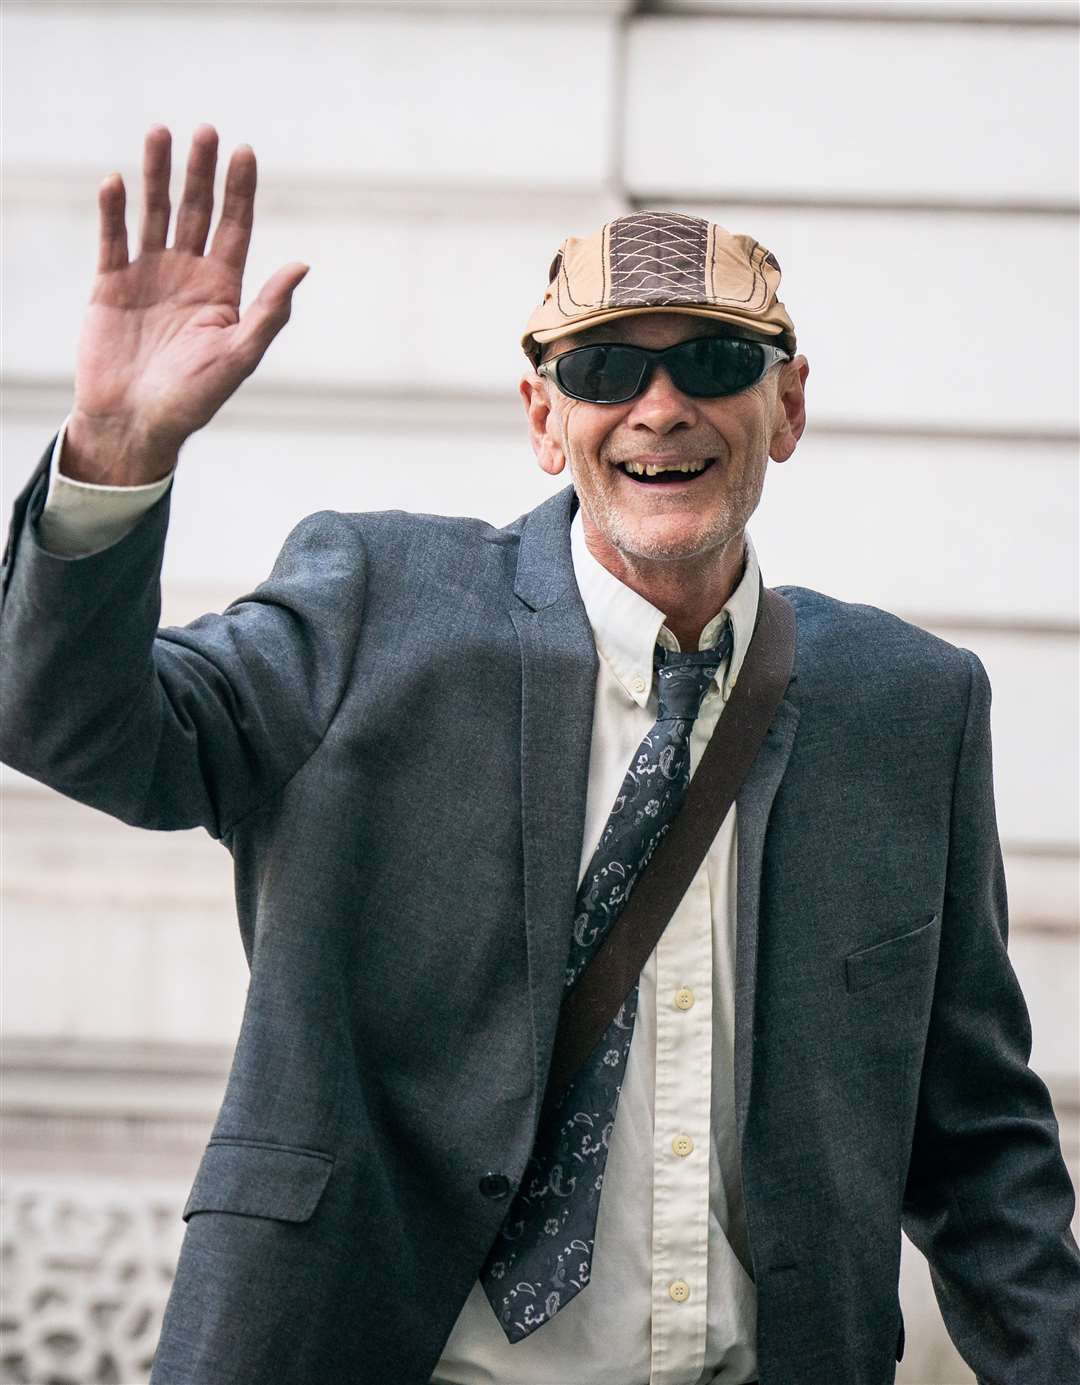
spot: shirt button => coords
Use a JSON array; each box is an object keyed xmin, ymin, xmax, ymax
[
  {"xmin": 671, "ymin": 1134, "xmax": 694, "ymax": 1158},
  {"xmin": 674, "ymin": 987, "xmax": 695, "ymax": 1010},
  {"xmin": 631, "ymin": 675, "xmax": 646, "ymax": 694},
  {"xmin": 669, "ymin": 1279, "xmax": 691, "ymax": 1303},
  {"xmin": 478, "ymin": 1173, "xmax": 511, "ymax": 1199}
]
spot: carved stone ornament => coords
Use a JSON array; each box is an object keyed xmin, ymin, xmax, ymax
[{"xmin": 1, "ymin": 1177, "xmax": 185, "ymax": 1385}]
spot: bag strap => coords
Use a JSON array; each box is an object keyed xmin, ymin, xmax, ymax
[{"xmin": 542, "ymin": 583, "xmax": 796, "ymax": 1112}]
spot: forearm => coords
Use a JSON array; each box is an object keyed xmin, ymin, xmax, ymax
[
  {"xmin": 1, "ymin": 439, "xmax": 367, "ymax": 839},
  {"xmin": 0, "ymin": 435, "xmax": 190, "ymax": 825}
]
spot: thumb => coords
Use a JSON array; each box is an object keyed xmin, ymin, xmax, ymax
[{"xmin": 231, "ymin": 261, "xmax": 310, "ymax": 374}]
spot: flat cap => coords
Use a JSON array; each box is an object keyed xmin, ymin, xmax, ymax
[{"xmin": 523, "ymin": 211, "xmax": 796, "ymax": 365}]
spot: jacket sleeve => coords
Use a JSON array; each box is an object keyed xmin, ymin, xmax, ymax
[
  {"xmin": 0, "ymin": 437, "xmax": 367, "ymax": 839},
  {"xmin": 901, "ymin": 647, "xmax": 1080, "ymax": 1382}
]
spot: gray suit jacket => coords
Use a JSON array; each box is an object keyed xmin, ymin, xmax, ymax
[{"xmin": 2, "ymin": 440, "xmax": 1078, "ymax": 1385}]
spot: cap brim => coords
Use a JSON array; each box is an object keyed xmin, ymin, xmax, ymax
[
  {"xmin": 526, "ymin": 306, "xmax": 793, "ymax": 365},
  {"xmin": 531, "ymin": 304, "xmax": 784, "ymax": 342}
]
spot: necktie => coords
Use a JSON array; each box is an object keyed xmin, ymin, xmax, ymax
[{"xmin": 480, "ymin": 621, "xmax": 733, "ymax": 1342}]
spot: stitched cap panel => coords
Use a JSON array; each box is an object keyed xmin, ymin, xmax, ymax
[{"xmin": 608, "ymin": 212, "xmax": 710, "ymax": 306}]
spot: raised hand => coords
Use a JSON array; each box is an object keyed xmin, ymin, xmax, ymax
[{"xmin": 65, "ymin": 124, "xmax": 309, "ymax": 484}]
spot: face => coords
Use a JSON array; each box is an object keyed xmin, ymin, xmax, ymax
[{"xmin": 522, "ymin": 313, "xmax": 809, "ymax": 570}]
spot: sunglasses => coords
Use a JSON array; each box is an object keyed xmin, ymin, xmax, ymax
[{"xmin": 536, "ymin": 334, "xmax": 791, "ymax": 405}]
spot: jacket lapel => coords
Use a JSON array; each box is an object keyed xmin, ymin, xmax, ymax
[
  {"xmin": 734, "ymin": 683, "xmax": 801, "ymax": 1149},
  {"xmin": 510, "ymin": 486, "xmax": 598, "ymax": 1129}
]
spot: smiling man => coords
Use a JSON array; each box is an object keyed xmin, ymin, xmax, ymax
[{"xmin": 1, "ymin": 128, "xmax": 1078, "ymax": 1385}]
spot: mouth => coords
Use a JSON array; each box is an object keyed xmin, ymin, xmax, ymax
[{"xmin": 614, "ymin": 457, "xmax": 718, "ymax": 484}]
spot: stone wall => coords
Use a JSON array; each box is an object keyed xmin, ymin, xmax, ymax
[{"xmin": 2, "ymin": 2, "xmax": 1076, "ymax": 1382}]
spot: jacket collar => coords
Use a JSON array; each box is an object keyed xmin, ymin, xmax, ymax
[{"xmin": 512, "ymin": 484, "xmax": 580, "ymax": 611}]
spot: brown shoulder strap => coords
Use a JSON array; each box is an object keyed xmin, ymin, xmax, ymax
[{"xmin": 542, "ymin": 584, "xmax": 796, "ymax": 1111}]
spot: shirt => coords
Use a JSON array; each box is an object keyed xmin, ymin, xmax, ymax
[{"xmin": 37, "ymin": 425, "xmax": 761, "ymax": 1384}]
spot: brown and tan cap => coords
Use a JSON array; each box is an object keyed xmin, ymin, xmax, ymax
[{"xmin": 522, "ymin": 211, "xmax": 796, "ymax": 365}]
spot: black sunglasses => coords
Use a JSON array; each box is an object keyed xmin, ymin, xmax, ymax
[{"xmin": 536, "ymin": 334, "xmax": 790, "ymax": 405}]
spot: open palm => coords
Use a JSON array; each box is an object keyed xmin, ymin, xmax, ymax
[{"xmin": 70, "ymin": 124, "xmax": 307, "ymax": 474}]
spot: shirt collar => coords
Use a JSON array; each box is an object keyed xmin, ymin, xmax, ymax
[{"xmin": 570, "ymin": 509, "xmax": 762, "ymax": 708}]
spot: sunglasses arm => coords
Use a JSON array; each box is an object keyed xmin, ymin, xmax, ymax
[{"xmin": 759, "ymin": 345, "xmax": 792, "ymax": 372}]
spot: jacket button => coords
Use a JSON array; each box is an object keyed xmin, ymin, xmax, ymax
[{"xmin": 479, "ymin": 1173, "xmax": 511, "ymax": 1199}]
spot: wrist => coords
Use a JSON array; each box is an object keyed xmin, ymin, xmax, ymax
[{"xmin": 62, "ymin": 411, "xmax": 179, "ymax": 486}]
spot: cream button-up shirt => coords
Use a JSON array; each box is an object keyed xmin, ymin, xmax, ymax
[{"xmin": 39, "ymin": 432, "xmax": 761, "ymax": 1384}]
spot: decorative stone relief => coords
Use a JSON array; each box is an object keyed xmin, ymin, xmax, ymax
[{"xmin": 0, "ymin": 1178, "xmax": 185, "ymax": 1385}]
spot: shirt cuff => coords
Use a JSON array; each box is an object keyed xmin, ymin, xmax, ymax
[{"xmin": 35, "ymin": 415, "xmax": 175, "ymax": 558}]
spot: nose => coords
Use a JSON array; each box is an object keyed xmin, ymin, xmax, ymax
[{"xmin": 625, "ymin": 364, "xmax": 698, "ymax": 434}]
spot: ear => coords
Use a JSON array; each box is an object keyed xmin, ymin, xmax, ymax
[
  {"xmin": 769, "ymin": 355, "xmax": 809, "ymax": 464},
  {"xmin": 521, "ymin": 372, "xmax": 567, "ymax": 476}
]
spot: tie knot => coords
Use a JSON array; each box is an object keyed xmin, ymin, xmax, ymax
[{"xmin": 653, "ymin": 620, "xmax": 733, "ymax": 721}]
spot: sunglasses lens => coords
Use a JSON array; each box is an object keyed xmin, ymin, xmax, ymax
[
  {"xmin": 671, "ymin": 337, "xmax": 766, "ymax": 396},
  {"xmin": 555, "ymin": 344, "xmax": 649, "ymax": 403},
  {"xmin": 552, "ymin": 336, "xmax": 771, "ymax": 402}
]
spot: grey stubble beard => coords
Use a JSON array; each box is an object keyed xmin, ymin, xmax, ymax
[{"xmin": 565, "ymin": 431, "xmax": 763, "ymax": 569}]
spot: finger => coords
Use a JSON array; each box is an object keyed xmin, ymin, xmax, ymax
[
  {"xmin": 138, "ymin": 125, "xmax": 172, "ymax": 254},
  {"xmin": 96, "ymin": 173, "xmax": 129, "ymax": 273},
  {"xmin": 209, "ymin": 144, "xmax": 257, "ymax": 276},
  {"xmin": 173, "ymin": 124, "xmax": 219, "ymax": 255},
  {"xmin": 229, "ymin": 262, "xmax": 310, "ymax": 375}
]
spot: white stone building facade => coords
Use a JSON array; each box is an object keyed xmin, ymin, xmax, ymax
[{"xmin": 1, "ymin": 2, "xmax": 1077, "ymax": 1382}]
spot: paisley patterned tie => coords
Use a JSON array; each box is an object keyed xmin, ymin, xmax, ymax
[{"xmin": 480, "ymin": 621, "xmax": 733, "ymax": 1342}]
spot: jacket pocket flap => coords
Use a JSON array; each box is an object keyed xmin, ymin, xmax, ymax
[
  {"xmin": 844, "ymin": 914, "xmax": 940, "ymax": 993},
  {"xmin": 182, "ymin": 1140, "xmax": 334, "ymax": 1224}
]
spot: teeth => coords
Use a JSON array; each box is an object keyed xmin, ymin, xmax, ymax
[{"xmin": 622, "ymin": 459, "xmax": 709, "ymax": 476}]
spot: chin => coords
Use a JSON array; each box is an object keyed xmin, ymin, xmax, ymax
[{"xmin": 605, "ymin": 510, "xmax": 729, "ymax": 564}]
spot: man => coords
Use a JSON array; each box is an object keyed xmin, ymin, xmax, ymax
[{"xmin": 1, "ymin": 124, "xmax": 1077, "ymax": 1385}]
